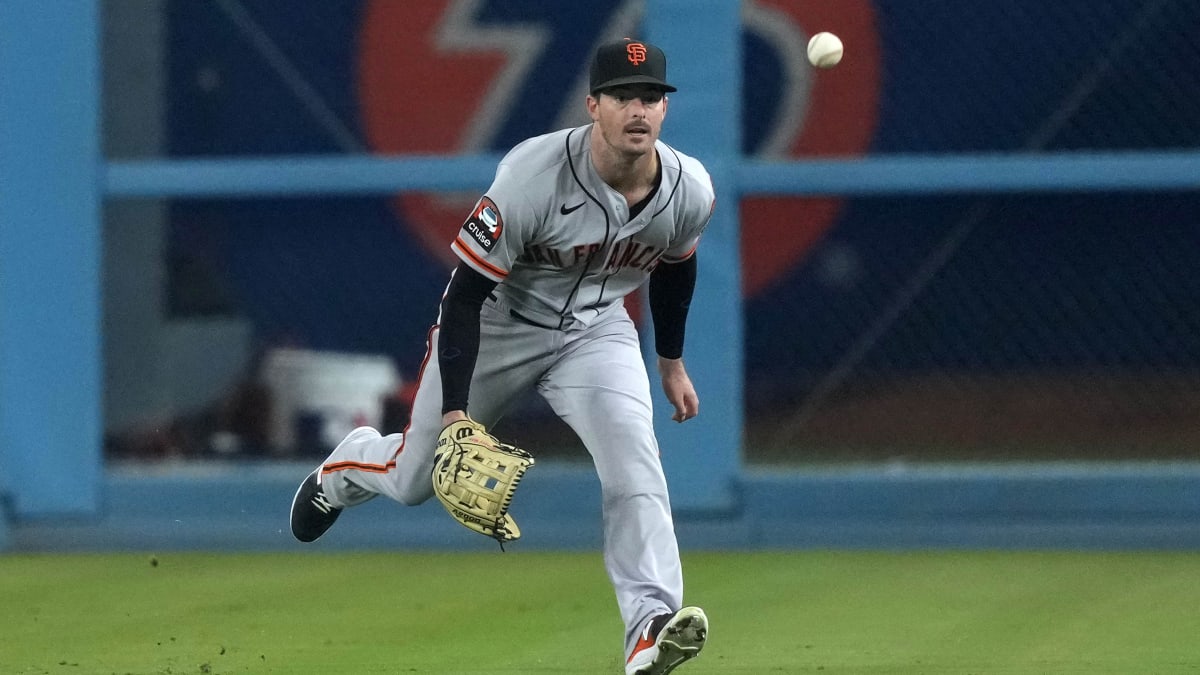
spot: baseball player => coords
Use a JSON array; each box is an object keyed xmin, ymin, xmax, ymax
[{"xmin": 290, "ymin": 38, "xmax": 714, "ymax": 675}]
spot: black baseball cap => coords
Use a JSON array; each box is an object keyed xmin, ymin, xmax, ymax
[{"xmin": 589, "ymin": 39, "xmax": 677, "ymax": 94}]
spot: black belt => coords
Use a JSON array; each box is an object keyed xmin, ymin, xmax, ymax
[{"xmin": 509, "ymin": 309, "xmax": 559, "ymax": 330}]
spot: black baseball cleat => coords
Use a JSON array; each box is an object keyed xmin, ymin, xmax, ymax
[{"xmin": 289, "ymin": 469, "xmax": 342, "ymax": 542}]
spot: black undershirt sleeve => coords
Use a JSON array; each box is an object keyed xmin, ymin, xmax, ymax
[
  {"xmin": 438, "ymin": 263, "xmax": 498, "ymax": 414},
  {"xmin": 647, "ymin": 254, "xmax": 697, "ymax": 360}
]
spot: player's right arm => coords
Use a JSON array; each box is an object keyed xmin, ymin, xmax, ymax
[
  {"xmin": 439, "ymin": 156, "xmax": 542, "ymax": 423},
  {"xmin": 438, "ymin": 263, "xmax": 497, "ymax": 422}
]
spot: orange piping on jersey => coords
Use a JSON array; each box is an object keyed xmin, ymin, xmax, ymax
[
  {"xmin": 388, "ymin": 323, "xmax": 440, "ymax": 460},
  {"xmin": 661, "ymin": 240, "xmax": 698, "ymax": 264},
  {"xmin": 323, "ymin": 459, "xmax": 395, "ymax": 474},
  {"xmin": 320, "ymin": 324, "xmax": 440, "ymax": 475},
  {"xmin": 452, "ymin": 237, "xmax": 508, "ymax": 280}
]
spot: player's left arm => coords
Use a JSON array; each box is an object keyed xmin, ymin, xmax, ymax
[
  {"xmin": 652, "ymin": 166, "xmax": 714, "ymax": 423},
  {"xmin": 649, "ymin": 254, "xmax": 699, "ymax": 422},
  {"xmin": 657, "ymin": 356, "xmax": 698, "ymax": 423}
]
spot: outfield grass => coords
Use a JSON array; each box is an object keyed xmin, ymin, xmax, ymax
[{"xmin": 2, "ymin": 550, "xmax": 1198, "ymax": 674}]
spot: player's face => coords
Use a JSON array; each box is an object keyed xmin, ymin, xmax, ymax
[{"xmin": 587, "ymin": 85, "xmax": 668, "ymax": 158}]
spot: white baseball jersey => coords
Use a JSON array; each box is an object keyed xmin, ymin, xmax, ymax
[{"xmin": 452, "ymin": 124, "xmax": 714, "ymax": 329}]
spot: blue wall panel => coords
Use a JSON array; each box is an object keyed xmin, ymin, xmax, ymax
[
  {"xmin": 11, "ymin": 464, "xmax": 1200, "ymax": 552},
  {"xmin": 0, "ymin": 0, "xmax": 102, "ymax": 517}
]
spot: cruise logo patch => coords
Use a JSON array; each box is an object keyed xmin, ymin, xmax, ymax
[{"xmin": 462, "ymin": 197, "xmax": 503, "ymax": 252}]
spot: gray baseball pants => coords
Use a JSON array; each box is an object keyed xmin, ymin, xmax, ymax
[{"xmin": 318, "ymin": 299, "xmax": 683, "ymax": 655}]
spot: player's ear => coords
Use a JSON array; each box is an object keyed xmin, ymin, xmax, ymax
[{"xmin": 586, "ymin": 93, "xmax": 600, "ymax": 121}]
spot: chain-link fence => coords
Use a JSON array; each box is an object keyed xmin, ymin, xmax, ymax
[
  {"xmin": 746, "ymin": 191, "xmax": 1200, "ymax": 462},
  {"xmin": 866, "ymin": 0, "xmax": 1200, "ymax": 154}
]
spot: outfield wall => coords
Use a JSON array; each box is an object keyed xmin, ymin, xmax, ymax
[
  {"xmin": 3, "ymin": 1, "xmax": 1199, "ymax": 552},
  {"xmin": 11, "ymin": 462, "xmax": 1200, "ymax": 552}
]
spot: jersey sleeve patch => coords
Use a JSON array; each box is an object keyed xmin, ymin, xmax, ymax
[{"xmin": 460, "ymin": 197, "xmax": 503, "ymax": 252}]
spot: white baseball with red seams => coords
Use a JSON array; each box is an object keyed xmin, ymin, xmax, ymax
[
  {"xmin": 315, "ymin": 123, "xmax": 715, "ymax": 661},
  {"xmin": 807, "ymin": 31, "xmax": 844, "ymax": 68}
]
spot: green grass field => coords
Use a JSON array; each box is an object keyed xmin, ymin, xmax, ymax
[{"xmin": 2, "ymin": 550, "xmax": 1198, "ymax": 674}]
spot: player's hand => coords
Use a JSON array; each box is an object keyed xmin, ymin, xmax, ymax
[{"xmin": 657, "ymin": 356, "xmax": 699, "ymax": 423}]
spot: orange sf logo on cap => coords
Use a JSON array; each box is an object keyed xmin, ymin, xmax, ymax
[{"xmin": 626, "ymin": 42, "xmax": 647, "ymax": 65}]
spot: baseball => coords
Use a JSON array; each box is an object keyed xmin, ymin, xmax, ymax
[{"xmin": 807, "ymin": 31, "xmax": 843, "ymax": 68}]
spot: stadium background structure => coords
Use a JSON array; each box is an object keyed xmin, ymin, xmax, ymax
[{"xmin": 2, "ymin": 0, "xmax": 1199, "ymax": 550}]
